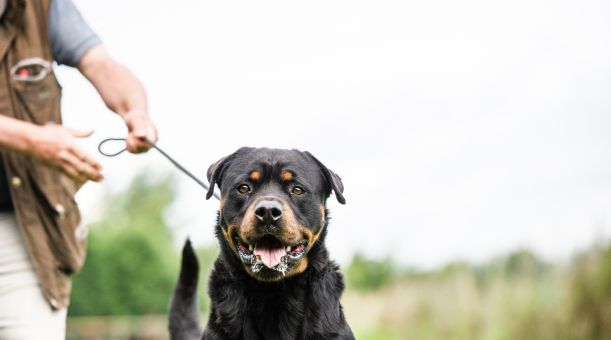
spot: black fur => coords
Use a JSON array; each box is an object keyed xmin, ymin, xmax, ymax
[
  {"xmin": 169, "ymin": 239, "xmax": 203, "ymax": 340},
  {"xmin": 170, "ymin": 148, "xmax": 354, "ymax": 340}
]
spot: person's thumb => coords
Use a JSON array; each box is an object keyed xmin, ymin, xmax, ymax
[{"xmin": 67, "ymin": 128, "xmax": 94, "ymax": 138}]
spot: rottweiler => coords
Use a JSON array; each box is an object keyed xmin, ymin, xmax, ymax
[{"xmin": 168, "ymin": 147, "xmax": 354, "ymax": 340}]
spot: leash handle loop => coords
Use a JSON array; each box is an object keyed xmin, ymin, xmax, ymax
[
  {"xmin": 97, "ymin": 138, "xmax": 221, "ymax": 200},
  {"xmin": 98, "ymin": 137, "xmax": 130, "ymax": 157}
]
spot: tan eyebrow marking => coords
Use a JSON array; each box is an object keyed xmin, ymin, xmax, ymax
[
  {"xmin": 249, "ymin": 170, "xmax": 262, "ymax": 182},
  {"xmin": 280, "ymin": 171, "xmax": 294, "ymax": 182}
]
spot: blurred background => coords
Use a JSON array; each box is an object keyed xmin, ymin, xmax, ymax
[{"xmin": 59, "ymin": 0, "xmax": 611, "ymax": 339}]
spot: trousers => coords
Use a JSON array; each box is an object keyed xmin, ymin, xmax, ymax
[{"xmin": 0, "ymin": 212, "xmax": 67, "ymax": 340}]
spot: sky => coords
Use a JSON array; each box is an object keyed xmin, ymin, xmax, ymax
[{"xmin": 60, "ymin": 0, "xmax": 611, "ymax": 268}]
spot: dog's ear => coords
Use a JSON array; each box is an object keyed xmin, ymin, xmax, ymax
[
  {"xmin": 304, "ymin": 151, "xmax": 346, "ymax": 204},
  {"xmin": 206, "ymin": 147, "xmax": 253, "ymax": 200},
  {"xmin": 206, "ymin": 155, "xmax": 231, "ymax": 200}
]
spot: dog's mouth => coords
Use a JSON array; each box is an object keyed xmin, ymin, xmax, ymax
[{"xmin": 235, "ymin": 234, "xmax": 308, "ymax": 275}]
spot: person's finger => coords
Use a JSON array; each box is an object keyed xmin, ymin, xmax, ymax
[
  {"xmin": 126, "ymin": 133, "xmax": 152, "ymax": 153},
  {"xmin": 57, "ymin": 156, "xmax": 87, "ymax": 183},
  {"xmin": 146, "ymin": 125, "xmax": 158, "ymax": 144},
  {"xmin": 59, "ymin": 150, "xmax": 103, "ymax": 182},
  {"xmin": 126, "ymin": 136, "xmax": 148, "ymax": 153},
  {"xmin": 61, "ymin": 151, "xmax": 101, "ymax": 182},
  {"xmin": 125, "ymin": 134, "xmax": 139, "ymax": 153},
  {"xmin": 66, "ymin": 128, "xmax": 94, "ymax": 138},
  {"xmin": 69, "ymin": 145, "xmax": 102, "ymax": 170}
]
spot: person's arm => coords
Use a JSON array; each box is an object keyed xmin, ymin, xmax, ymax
[
  {"xmin": 0, "ymin": 115, "xmax": 102, "ymax": 183},
  {"xmin": 77, "ymin": 45, "xmax": 157, "ymax": 153}
]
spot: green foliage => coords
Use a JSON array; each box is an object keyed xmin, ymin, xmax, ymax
[
  {"xmin": 69, "ymin": 173, "xmax": 221, "ymax": 317},
  {"xmin": 344, "ymin": 244, "xmax": 611, "ymax": 340},
  {"xmin": 193, "ymin": 243, "xmax": 220, "ymax": 313},
  {"xmin": 69, "ymin": 175, "xmax": 179, "ymax": 316},
  {"xmin": 569, "ymin": 244, "xmax": 611, "ymax": 340},
  {"xmin": 345, "ymin": 253, "xmax": 395, "ymax": 291}
]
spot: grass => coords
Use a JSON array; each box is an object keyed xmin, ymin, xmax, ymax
[
  {"xmin": 341, "ymin": 244, "xmax": 611, "ymax": 340},
  {"xmin": 355, "ymin": 328, "xmax": 404, "ymax": 340}
]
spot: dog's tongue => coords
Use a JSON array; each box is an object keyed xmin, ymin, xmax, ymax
[{"xmin": 254, "ymin": 247, "xmax": 285, "ymax": 268}]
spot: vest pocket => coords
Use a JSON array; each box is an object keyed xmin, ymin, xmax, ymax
[{"xmin": 11, "ymin": 71, "xmax": 62, "ymax": 125}]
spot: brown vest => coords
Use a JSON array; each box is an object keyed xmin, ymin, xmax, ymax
[{"xmin": 0, "ymin": 0, "xmax": 85, "ymax": 310}]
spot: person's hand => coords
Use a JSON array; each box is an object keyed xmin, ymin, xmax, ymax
[
  {"xmin": 123, "ymin": 109, "xmax": 158, "ymax": 153},
  {"xmin": 28, "ymin": 124, "xmax": 102, "ymax": 183}
]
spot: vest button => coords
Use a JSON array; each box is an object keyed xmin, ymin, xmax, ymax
[
  {"xmin": 54, "ymin": 203, "xmax": 66, "ymax": 218},
  {"xmin": 11, "ymin": 176, "xmax": 22, "ymax": 187}
]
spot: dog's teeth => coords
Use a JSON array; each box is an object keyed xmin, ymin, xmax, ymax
[
  {"xmin": 285, "ymin": 246, "xmax": 291, "ymax": 252},
  {"xmin": 249, "ymin": 244, "xmax": 254, "ymax": 251}
]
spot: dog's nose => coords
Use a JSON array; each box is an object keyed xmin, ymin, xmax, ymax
[{"xmin": 254, "ymin": 200, "xmax": 283, "ymax": 224}]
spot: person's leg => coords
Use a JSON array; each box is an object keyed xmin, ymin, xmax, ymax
[{"xmin": 0, "ymin": 213, "xmax": 67, "ymax": 340}]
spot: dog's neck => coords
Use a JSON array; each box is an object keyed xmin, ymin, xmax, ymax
[{"xmin": 206, "ymin": 223, "xmax": 351, "ymax": 339}]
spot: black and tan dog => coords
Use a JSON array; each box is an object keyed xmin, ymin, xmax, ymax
[{"xmin": 169, "ymin": 147, "xmax": 355, "ymax": 340}]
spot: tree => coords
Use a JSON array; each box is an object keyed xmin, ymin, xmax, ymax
[{"xmin": 69, "ymin": 175, "xmax": 179, "ymax": 316}]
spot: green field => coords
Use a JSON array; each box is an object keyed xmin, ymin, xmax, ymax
[{"xmin": 67, "ymin": 175, "xmax": 611, "ymax": 339}]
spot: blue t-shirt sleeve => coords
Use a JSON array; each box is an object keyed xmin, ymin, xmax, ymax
[{"xmin": 48, "ymin": 0, "xmax": 102, "ymax": 67}]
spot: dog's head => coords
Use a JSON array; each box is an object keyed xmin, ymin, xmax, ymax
[{"xmin": 206, "ymin": 147, "xmax": 345, "ymax": 282}]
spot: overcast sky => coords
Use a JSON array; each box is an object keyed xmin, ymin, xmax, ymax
[{"xmin": 60, "ymin": 0, "xmax": 611, "ymax": 268}]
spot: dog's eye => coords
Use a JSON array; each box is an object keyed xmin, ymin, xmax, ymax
[
  {"xmin": 291, "ymin": 186, "xmax": 305, "ymax": 196},
  {"xmin": 237, "ymin": 184, "xmax": 251, "ymax": 194}
]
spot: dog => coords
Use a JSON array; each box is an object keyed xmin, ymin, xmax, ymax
[{"xmin": 168, "ymin": 147, "xmax": 354, "ymax": 340}]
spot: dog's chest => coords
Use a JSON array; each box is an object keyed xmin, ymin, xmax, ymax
[
  {"xmin": 212, "ymin": 279, "xmax": 315, "ymax": 340},
  {"xmin": 243, "ymin": 285, "xmax": 309, "ymax": 339}
]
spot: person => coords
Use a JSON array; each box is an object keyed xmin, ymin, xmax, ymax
[{"xmin": 0, "ymin": 0, "xmax": 157, "ymax": 338}]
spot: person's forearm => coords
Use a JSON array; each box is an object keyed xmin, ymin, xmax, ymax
[
  {"xmin": 78, "ymin": 44, "xmax": 157, "ymax": 153},
  {"xmin": 78, "ymin": 45, "xmax": 148, "ymax": 118},
  {"xmin": 0, "ymin": 115, "xmax": 38, "ymax": 153},
  {"xmin": 93, "ymin": 61, "xmax": 147, "ymax": 117}
]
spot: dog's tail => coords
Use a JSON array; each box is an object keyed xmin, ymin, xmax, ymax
[{"xmin": 169, "ymin": 239, "xmax": 203, "ymax": 340}]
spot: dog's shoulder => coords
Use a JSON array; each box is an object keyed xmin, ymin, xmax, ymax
[{"xmin": 302, "ymin": 258, "xmax": 354, "ymax": 339}]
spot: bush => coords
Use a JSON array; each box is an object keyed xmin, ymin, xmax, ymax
[
  {"xmin": 69, "ymin": 175, "xmax": 180, "ymax": 316},
  {"xmin": 569, "ymin": 243, "xmax": 611, "ymax": 340},
  {"xmin": 345, "ymin": 253, "xmax": 395, "ymax": 291}
]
